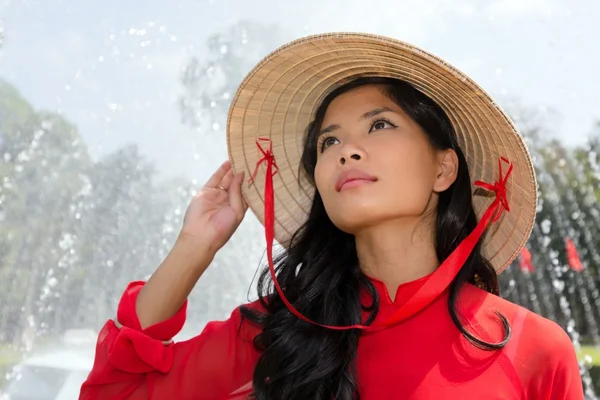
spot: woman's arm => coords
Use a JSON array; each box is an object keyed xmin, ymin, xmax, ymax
[{"xmin": 79, "ymin": 282, "xmax": 262, "ymax": 399}]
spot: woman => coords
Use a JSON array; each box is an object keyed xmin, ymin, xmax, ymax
[{"xmin": 80, "ymin": 33, "xmax": 583, "ymax": 399}]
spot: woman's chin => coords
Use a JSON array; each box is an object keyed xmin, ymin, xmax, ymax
[{"xmin": 330, "ymin": 212, "xmax": 384, "ymax": 234}]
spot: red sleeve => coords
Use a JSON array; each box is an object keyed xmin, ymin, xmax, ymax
[
  {"xmin": 79, "ymin": 281, "xmax": 262, "ymax": 400},
  {"xmin": 542, "ymin": 330, "xmax": 585, "ymax": 400},
  {"xmin": 511, "ymin": 311, "xmax": 584, "ymax": 400}
]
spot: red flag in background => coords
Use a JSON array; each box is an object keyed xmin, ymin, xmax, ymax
[
  {"xmin": 565, "ymin": 237, "xmax": 584, "ymax": 272},
  {"xmin": 519, "ymin": 246, "xmax": 535, "ymax": 273}
]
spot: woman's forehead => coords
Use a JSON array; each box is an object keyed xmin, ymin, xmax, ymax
[{"xmin": 322, "ymin": 86, "xmax": 401, "ymax": 121}]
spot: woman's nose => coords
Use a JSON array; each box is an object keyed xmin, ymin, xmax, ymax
[{"xmin": 338, "ymin": 143, "xmax": 365, "ymax": 166}]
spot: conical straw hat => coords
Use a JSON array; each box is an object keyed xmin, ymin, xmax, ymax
[{"xmin": 227, "ymin": 32, "xmax": 537, "ymax": 273}]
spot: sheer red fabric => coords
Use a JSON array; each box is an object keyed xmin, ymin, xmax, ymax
[
  {"xmin": 79, "ymin": 149, "xmax": 582, "ymax": 399},
  {"xmin": 79, "ymin": 277, "xmax": 583, "ymax": 399},
  {"xmin": 79, "ymin": 281, "xmax": 262, "ymax": 399}
]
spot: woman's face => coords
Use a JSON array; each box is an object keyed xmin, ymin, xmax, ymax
[{"xmin": 314, "ymin": 84, "xmax": 456, "ymax": 234}]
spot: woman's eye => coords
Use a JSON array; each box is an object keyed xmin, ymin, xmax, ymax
[
  {"xmin": 320, "ymin": 136, "xmax": 338, "ymax": 152},
  {"xmin": 369, "ymin": 119, "xmax": 396, "ymax": 132}
]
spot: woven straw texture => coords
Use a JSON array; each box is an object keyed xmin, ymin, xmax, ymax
[{"xmin": 226, "ymin": 32, "xmax": 537, "ymax": 273}]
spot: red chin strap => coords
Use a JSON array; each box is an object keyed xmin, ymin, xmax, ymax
[{"xmin": 248, "ymin": 138, "xmax": 513, "ymax": 331}]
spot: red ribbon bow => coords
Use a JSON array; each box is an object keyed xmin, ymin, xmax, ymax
[
  {"xmin": 251, "ymin": 138, "xmax": 513, "ymax": 331},
  {"xmin": 474, "ymin": 157, "xmax": 513, "ymax": 222},
  {"xmin": 249, "ymin": 137, "xmax": 279, "ymax": 184},
  {"xmin": 108, "ymin": 325, "xmax": 174, "ymax": 374}
]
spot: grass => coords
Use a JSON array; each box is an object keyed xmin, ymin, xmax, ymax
[
  {"xmin": 579, "ymin": 345, "xmax": 600, "ymax": 366},
  {"xmin": 0, "ymin": 335, "xmax": 58, "ymax": 367},
  {"xmin": 0, "ymin": 344, "xmax": 21, "ymax": 367}
]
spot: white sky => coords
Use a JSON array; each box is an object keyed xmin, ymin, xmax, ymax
[{"xmin": 0, "ymin": 0, "xmax": 598, "ymax": 180}]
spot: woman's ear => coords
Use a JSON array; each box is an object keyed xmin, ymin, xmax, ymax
[{"xmin": 433, "ymin": 149, "xmax": 459, "ymax": 193}]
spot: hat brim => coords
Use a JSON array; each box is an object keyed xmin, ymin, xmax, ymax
[{"xmin": 226, "ymin": 32, "xmax": 537, "ymax": 273}]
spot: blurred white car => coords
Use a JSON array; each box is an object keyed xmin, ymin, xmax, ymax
[
  {"xmin": 0, "ymin": 330, "xmax": 96, "ymax": 400},
  {"xmin": 0, "ymin": 348, "xmax": 93, "ymax": 400},
  {"xmin": 0, "ymin": 326, "xmax": 205, "ymax": 400}
]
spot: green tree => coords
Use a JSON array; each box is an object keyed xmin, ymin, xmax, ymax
[
  {"xmin": 177, "ymin": 21, "xmax": 292, "ymax": 324},
  {"xmin": 0, "ymin": 79, "xmax": 190, "ymax": 344},
  {"xmin": 0, "ymin": 80, "xmax": 92, "ymax": 344},
  {"xmin": 179, "ymin": 20, "xmax": 288, "ymax": 132},
  {"xmin": 70, "ymin": 145, "xmax": 178, "ymax": 329},
  {"xmin": 498, "ymin": 110, "xmax": 600, "ymax": 344}
]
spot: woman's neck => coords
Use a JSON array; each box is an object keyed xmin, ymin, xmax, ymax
[{"xmin": 355, "ymin": 217, "xmax": 439, "ymax": 300}]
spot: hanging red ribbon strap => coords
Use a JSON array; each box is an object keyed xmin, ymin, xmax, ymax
[
  {"xmin": 248, "ymin": 137, "xmax": 333, "ymax": 328},
  {"xmin": 250, "ymin": 137, "xmax": 514, "ymax": 331}
]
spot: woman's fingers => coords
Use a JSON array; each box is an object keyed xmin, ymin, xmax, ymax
[
  {"xmin": 203, "ymin": 161, "xmax": 247, "ymax": 219},
  {"xmin": 219, "ymin": 168, "xmax": 235, "ymax": 191},
  {"xmin": 229, "ymin": 171, "xmax": 247, "ymax": 218},
  {"xmin": 204, "ymin": 160, "xmax": 231, "ymax": 188}
]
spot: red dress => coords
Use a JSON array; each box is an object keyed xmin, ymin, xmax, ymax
[{"xmin": 79, "ymin": 274, "xmax": 583, "ymax": 399}]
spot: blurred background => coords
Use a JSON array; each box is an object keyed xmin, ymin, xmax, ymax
[{"xmin": 0, "ymin": 0, "xmax": 599, "ymax": 398}]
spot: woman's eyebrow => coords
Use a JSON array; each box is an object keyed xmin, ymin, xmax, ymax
[{"xmin": 318, "ymin": 107, "xmax": 395, "ymax": 137}]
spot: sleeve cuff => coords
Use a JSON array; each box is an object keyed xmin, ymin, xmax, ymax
[
  {"xmin": 115, "ymin": 281, "xmax": 188, "ymax": 342},
  {"xmin": 106, "ymin": 281, "xmax": 189, "ymax": 374},
  {"xmin": 112, "ymin": 318, "xmax": 173, "ymax": 345}
]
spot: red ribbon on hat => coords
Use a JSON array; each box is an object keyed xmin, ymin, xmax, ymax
[
  {"xmin": 474, "ymin": 157, "xmax": 512, "ymax": 222},
  {"xmin": 249, "ymin": 137, "xmax": 279, "ymax": 184},
  {"xmin": 249, "ymin": 137, "xmax": 513, "ymax": 331}
]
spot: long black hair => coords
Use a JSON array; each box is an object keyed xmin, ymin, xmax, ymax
[{"xmin": 240, "ymin": 76, "xmax": 510, "ymax": 400}]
